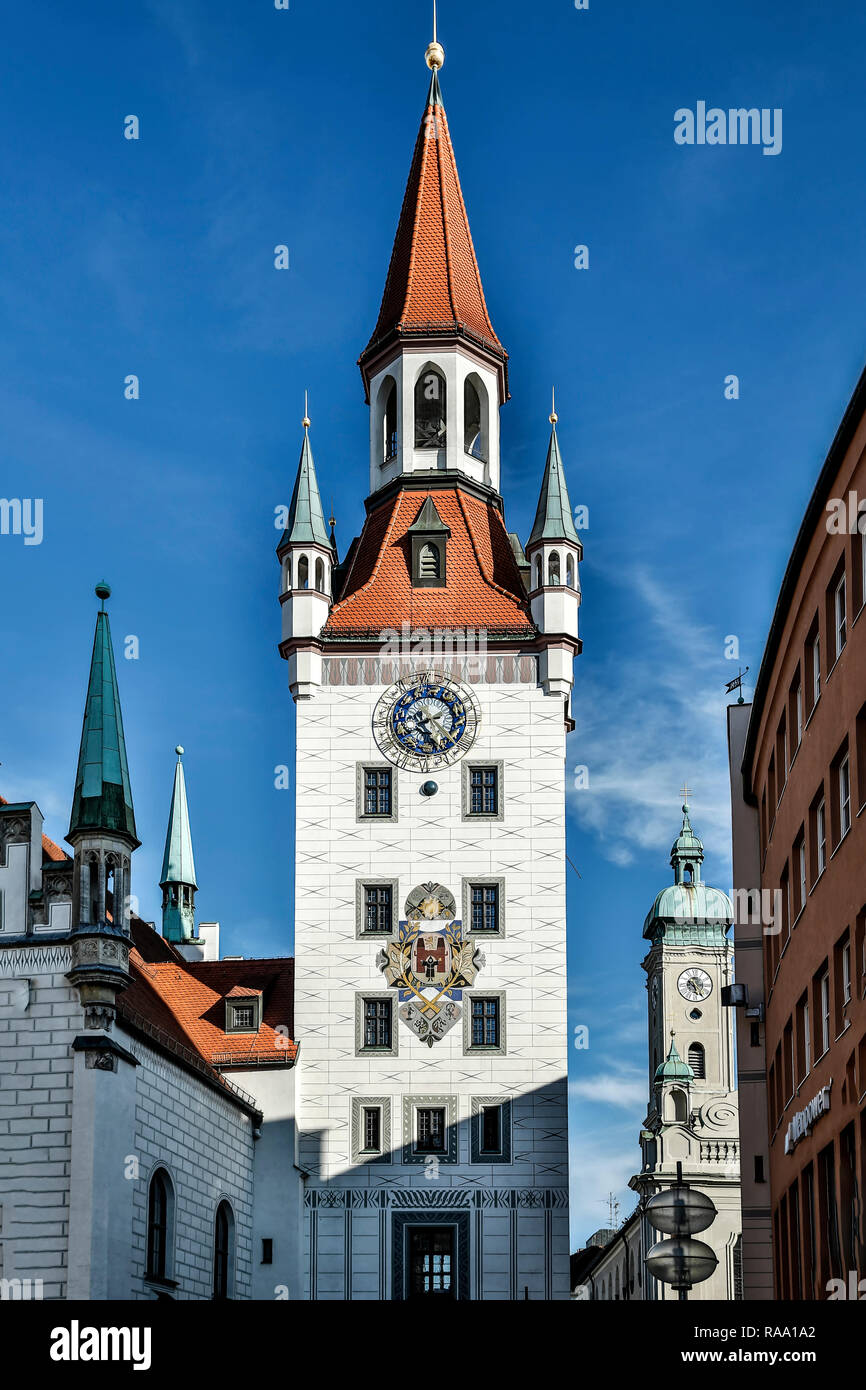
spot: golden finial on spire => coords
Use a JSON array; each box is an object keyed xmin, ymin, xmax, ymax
[
  {"xmin": 426, "ymin": 0, "xmax": 445, "ymax": 70},
  {"xmin": 680, "ymin": 782, "xmax": 692, "ymax": 807},
  {"xmin": 549, "ymin": 387, "xmax": 558, "ymax": 425},
  {"xmin": 303, "ymin": 390, "xmax": 311, "ymax": 430}
]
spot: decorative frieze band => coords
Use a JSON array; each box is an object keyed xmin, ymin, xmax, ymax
[
  {"xmin": 305, "ymin": 1187, "xmax": 568, "ymax": 1210},
  {"xmin": 0, "ymin": 943, "xmax": 73, "ymax": 974}
]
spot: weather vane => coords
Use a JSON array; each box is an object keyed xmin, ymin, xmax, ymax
[{"xmin": 724, "ymin": 666, "xmax": 749, "ymax": 704}]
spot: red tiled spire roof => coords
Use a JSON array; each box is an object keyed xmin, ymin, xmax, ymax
[
  {"xmin": 323, "ymin": 486, "xmax": 533, "ymax": 637},
  {"xmin": 360, "ymin": 72, "xmax": 506, "ymax": 380}
]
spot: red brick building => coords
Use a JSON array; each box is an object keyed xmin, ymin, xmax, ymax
[{"xmin": 729, "ymin": 363, "xmax": 866, "ymax": 1299}]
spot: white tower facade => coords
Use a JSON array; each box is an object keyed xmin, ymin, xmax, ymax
[
  {"xmin": 282, "ymin": 44, "xmax": 578, "ymax": 1301},
  {"xmin": 634, "ymin": 804, "xmax": 743, "ymax": 1300}
]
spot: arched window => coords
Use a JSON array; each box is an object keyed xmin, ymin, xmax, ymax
[
  {"xmin": 418, "ymin": 543, "xmax": 441, "ymax": 581},
  {"xmin": 464, "ymin": 376, "xmax": 486, "ymax": 460},
  {"xmin": 89, "ymin": 854, "xmax": 101, "ymax": 923},
  {"xmin": 213, "ymin": 1200, "xmax": 235, "ymax": 1300},
  {"xmin": 105, "ymin": 859, "xmax": 116, "ymax": 921},
  {"xmin": 297, "ymin": 555, "xmax": 309, "ymax": 590},
  {"xmin": 548, "ymin": 551, "xmax": 561, "ymax": 586},
  {"xmin": 415, "ymin": 367, "xmax": 446, "ymax": 448},
  {"xmin": 671, "ymin": 1088, "xmax": 689, "ymax": 1122},
  {"xmin": 315, "ymin": 558, "xmax": 325, "ymax": 592},
  {"xmin": 146, "ymin": 1168, "xmax": 174, "ymax": 1282},
  {"xmin": 534, "ymin": 556, "xmax": 542, "ymax": 590},
  {"xmin": 382, "ymin": 377, "xmax": 398, "ymax": 462},
  {"xmin": 683, "ymin": 863, "xmax": 694, "ymax": 884},
  {"xmin": 688, "ymin": 1043, "xmax": 706, "ymax": 1079},
  {"xmin": 566, "ymin": 554, "xmax": 575, "ymax": 588}
]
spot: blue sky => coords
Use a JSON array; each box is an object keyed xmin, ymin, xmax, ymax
[{"xmin": 2, "ymin": 1, "xmax": 866, "ymax": 1243}]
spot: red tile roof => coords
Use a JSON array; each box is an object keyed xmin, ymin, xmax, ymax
[
  {"xmin": 360, "ymin": 74, "xmax": 505, "ymax": 377},
  {"xmin": 124, "ymin": 948, "xmax": 298, "ymax": 1068},
  {"xmin": 324, "ymin": 487, "xmax": 534, "ymax": 636}
]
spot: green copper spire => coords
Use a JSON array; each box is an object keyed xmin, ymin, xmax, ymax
[
  {"xmin": 160, "ymin": 746, "xmax": 198, "ymax": 943},
  {"xmin": 279, "ymin": 413, "xmax": 331, "ymax": 550},
  {"xmin": 68, "ymin": 584, "xmax": 138, "ymax": 845},
  {"xmin": 528, "ymin": 414, "xmax": 580, "ymax": 548},
  {"xmin": 654, "ymin": 1034, "xmax": 694, "ymax": 1086}
]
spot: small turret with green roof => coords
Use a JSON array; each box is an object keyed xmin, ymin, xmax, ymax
[
  {"xmin": 528, "ymin": 415, "xmax": 581, "ymax": 550},
  {"xmin": 160, "ymin": 746, "xmax": 198, "ymax": 944},
  {"xmin": 654, "ymin": 1033, "xmax": 694, "ymax": 1086},
  {"xmin": 68, "ymin": 583, "xmax": 138, "ymax": 846},
  {"xmin": 66, "ymin": 585, "xmax": 137, "ymax": 1028},
  {"xmin": 643, "ymin": 801, "xmax": 733, "ymax": 946}
]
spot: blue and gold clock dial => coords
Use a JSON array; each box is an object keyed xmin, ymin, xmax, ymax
[{"xmin": 373, "ymin": 672, "xmax": 480, "ymax": 771}]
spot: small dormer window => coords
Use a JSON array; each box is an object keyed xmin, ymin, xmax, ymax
[
  {"xmin": 225, "ymin": 994, "xmax": 262, "ymax": 1033},
  {"xmin": 408, "ymin": 496, "xmax": 450, "ymax": 588},
  {"xmin": 419, "ymin": 543, "xmax": 440, "ymax": 580}
]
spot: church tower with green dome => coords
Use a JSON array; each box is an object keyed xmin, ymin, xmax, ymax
[{"xmin": 631, "ymin": 800, "xmax": 743, "ymax": 1300}]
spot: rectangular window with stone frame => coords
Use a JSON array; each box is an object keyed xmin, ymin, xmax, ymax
[
  {"xmin": 471, "ymin": 997, "xmax": 500, "ymax": 1048},
  {"xmin": 470, "ymin": 882, "xmax": 499, "ymax": 933},
  {"xmin": 363, "ymin": 1105, "xmax": 382, "ymax": 1153},
  {"xmin": 469, "ymin": 767, "xmax": 498, "ymax": 815},
  {"xmin": 365, "ymin": 884, "xmax": 393, "ymax": 934},
  {"xmin": 363, "ymin": 998, "xmax": 392, "ymax": 1050},
  {"xmin": 364, "ymin": 768, "xmax": 392, "ymax": 817},
  {"xmin": 416, "ymin": 1107, "xmax": 446, "ymax": 1153}
]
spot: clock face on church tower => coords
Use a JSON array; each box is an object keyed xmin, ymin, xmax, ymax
[
  {"xmin": 372, "ymin": 672, "xmax": 480, "ymax": 771},
  {"xmin": 677, "ymin": 967, "xmax": 713, "ymax": 1003}
]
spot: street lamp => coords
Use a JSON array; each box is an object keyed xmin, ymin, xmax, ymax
[{"xmin": 644, "ymin": 1162, "xmax": 718, "ymax": 1300}]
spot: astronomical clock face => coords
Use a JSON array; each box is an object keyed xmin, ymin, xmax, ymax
[
  {"xmin": 677, "ymin": 967, "xmax": 713, "ymax": 1003},
  {"xmin": 372, "ymin": 671, "xmax": 480, "ymax": 772}
]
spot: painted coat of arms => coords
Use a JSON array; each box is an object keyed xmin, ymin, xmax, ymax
[{"xmin": 376, "ymin": 884, "xmax": 485, "ymax": 1047}]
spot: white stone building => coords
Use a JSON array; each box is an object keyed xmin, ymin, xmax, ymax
[
  {"xmin": 278, "ymin": 37, "xmax": 578, "ymax": 1301},
  {"xmin": 0, "ymin": 589, "xmax": 301, "ymax": 1301},
  {"xmin": 575, "ymin": 806, "xmax": 743, "ymax": 1301}
]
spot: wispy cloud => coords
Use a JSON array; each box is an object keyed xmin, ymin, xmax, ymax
[
  {"xmin": 569, "ymin": 564, "xmax": 734, "ymax": 875},
  {"xmin": 570, "ymin": 1071, "xmax": 646, "ymax": 1111},
  {"xmin": 568, "ymin": 1128, "xmax": 640, "ymax": 1243}
]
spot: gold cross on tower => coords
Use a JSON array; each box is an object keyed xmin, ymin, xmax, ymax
[{"xmin": 680, "ymin": 783, "xmax": 692, "ymax": 806}]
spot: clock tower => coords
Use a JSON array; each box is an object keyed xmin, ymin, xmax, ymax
[
  {"xmin": 279, "ymin": 30, "xmax": 576, "ymax": 1301},
  {"xmin": 633, "ymin": 802, "xmax": 742, "ymax": 1299}
]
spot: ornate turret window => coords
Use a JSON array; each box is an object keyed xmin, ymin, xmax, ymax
[
  {"xmin": 464, "ymin": 376, "xmax": 486, "ymax": 461},
  {"xmin": 415, "ymin": 367, "xmax": 447, "ymax": 448},
  {"xmin": 548, "ymin": 551, "xmax": 561, "ymax": 586},
  {"xmin": 383, "ymin": 377, "xmax": 398, "ymax": 462}
]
